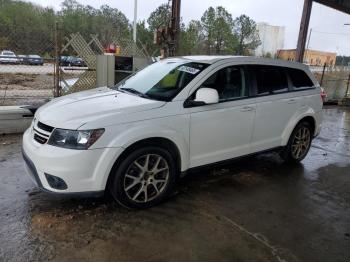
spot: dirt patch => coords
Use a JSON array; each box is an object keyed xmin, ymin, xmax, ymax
[{"xmin": 0, "ymin": 73, "xmax": 53, "ymax": 90}]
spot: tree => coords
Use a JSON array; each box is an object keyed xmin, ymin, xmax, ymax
[
  {"xmin": 233, "ymin": 15, "xmax": 261, "ymax": 55},
  {"xmin": 96, "ymin": 5, "xmax": 131, "ymax": 43},
  {"xmin": 0, "ymin": 1, "xmax": 262, "ymax": 58},
  {"xmin": 200, "ymin": 6, "xmax": 237, "ymax": 55},
  {"xmin": 179, "ymin": 20, "xmax": 205, "ymax": 55},
  {"xmin": 137, "ymin": 20, "xmax": 158, "ymax": 56},
  {"xmin": 59, "ymin": 1, "xmax": 131, "ymax": 45},
  {"xmin": 0, "ymin": 0, "xmax": 56, "ymax": 55},
  {"xmin": 147, "ymin": 3, "xmax": 171, "ymax": 32}
]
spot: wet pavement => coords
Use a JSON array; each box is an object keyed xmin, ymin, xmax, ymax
[{"xmin": 0, "ymin": 106, "xmax": 349, "ymax": 262}]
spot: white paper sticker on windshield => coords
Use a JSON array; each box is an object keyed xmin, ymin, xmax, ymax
[{"xmin": 178, "ymin": 66, "xmax": 200, "ymax": 75}]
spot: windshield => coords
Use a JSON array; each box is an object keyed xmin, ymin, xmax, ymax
[{"xmin": 115, "ymin": 60, "xmax": 209, "ymax": 101}]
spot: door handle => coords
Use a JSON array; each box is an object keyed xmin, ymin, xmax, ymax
[
  {"xmin": 240, "ymin": 106, "xmax": 254, "ymax": 112},
  {"xmin": 287, "ymin": 99, "xmax": 297, "ymax": 104}
]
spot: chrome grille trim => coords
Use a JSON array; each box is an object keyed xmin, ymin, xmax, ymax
[
  {"xmin": 37, "ymin": 121, "xmax": 54, "ymax": 133},
  {"xmin": 33, "ymin": 120, "xmax": 54, "ymax": 145}
]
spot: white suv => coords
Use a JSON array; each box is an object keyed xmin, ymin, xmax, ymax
[{"xmin": 22, "ymin": 56, "xmax": 323, "ymax": 208}]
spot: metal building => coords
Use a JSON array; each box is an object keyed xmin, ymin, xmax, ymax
[{"xmin": 255, "ymin": 23, "xmax": 285, "ymax": 57}]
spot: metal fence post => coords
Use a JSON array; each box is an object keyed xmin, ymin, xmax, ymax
[
  {"xmin": 54, "ymin": 21, "xmax": 61, "ymax": 97},
  {"xmin": 346, "ymin": 74, "xmax": 350, "ymax": 98},
  {"xmin": 320, "ymin": 63, "xmax": 326, "ymax": 86}
]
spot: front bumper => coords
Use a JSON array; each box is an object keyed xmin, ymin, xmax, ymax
[{"xmin": 22, "ymin": 128, "xmax": 123, "ymax": 194}]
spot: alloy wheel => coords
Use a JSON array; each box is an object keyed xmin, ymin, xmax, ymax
[
  {"xmin": 123, "ymin": 154, "xmax": 169, "ymax": 203},
  {"xmin": 291, "ymin": 127, "xmax": 311, "ymax": 159}
]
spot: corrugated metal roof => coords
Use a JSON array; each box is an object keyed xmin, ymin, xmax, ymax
[{"xmin": 314, "ymin": 0, "xmax": 350, "ymax": 14}]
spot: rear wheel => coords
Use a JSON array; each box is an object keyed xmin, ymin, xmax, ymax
[
  {"xmin": 281, "ymin": 122, "xmax": 312, "ymax": 163},
  {"xmin": 109, "ymin": 146, "xmax": 177, "ymax": 209}
]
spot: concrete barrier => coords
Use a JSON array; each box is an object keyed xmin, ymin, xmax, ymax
[{"xmin": 0, "ymin": 106, "xmax": 34, "ymax": 134}]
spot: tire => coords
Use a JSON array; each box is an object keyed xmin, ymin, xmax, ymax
[
  {"xmin": 109, "ymin": 146, "xmax": 177, "ymax": 209},
  {"xmin": 281, "ymin": 122, "xmax": 313, "ymax": 163}
]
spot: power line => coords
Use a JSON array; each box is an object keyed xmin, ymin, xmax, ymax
[{"xmin": 312, "ymin": 30, "xmax": 350, "ymax": 36}]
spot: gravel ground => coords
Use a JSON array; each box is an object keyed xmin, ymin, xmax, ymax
[{"xmin": 0, "ymin": 69, "xmax": 83, "ymax": 106}]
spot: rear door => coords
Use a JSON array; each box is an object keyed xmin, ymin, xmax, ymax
[{"xmin": 249, "ymin": 65, "xmax": 300, "ymax": 153}]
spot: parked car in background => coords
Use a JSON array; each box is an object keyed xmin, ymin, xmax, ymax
[
  {"xmin": 60, "ymin": 56, "xmax": 86, "ymax": 67},
  {"xmin": 26, "ymin": 55, "xmax": 44, "ymax": 65},
  {"xmin": 0, "ymin": 50, "xmax": 19, "ymax": 64},
  {"xmin": 67, "ymin": 56, "xmax": 86, "ymax": 67},
  {"xmin": 59, "ymin": 56, "xmax": 69, "ymax": 66},
  {"xmin": 22, "ymin": 56, "xmax": 323, "ymax": 209},
  {"xmin": 17, "ymin": 55, "xmax": 28, "ymax": 64}
]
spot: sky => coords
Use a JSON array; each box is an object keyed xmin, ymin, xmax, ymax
[{"xmin": 26, "ymin": 0, "xmax": 350, "ymax": 55}]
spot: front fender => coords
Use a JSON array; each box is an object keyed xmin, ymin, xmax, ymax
[{"xmin": 103, "ymin": 119, "xmax": 190, "ymax": 172}]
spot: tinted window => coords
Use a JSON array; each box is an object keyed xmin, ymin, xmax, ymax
[
  {"xmin": 201, "ymin": 66, "xmax": 248, "ymax": 101},
  {"xmin": 253, "ymin": 66, "xmax": 288, "ymax": 95},
  {"xmin": 287, "ymin": 68, "xmax": 314, "ymax": 88}
]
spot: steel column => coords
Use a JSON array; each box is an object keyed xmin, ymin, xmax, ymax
[{"xmin": 296, "ymin": 0, "xmax": 313, "ymax": 63}]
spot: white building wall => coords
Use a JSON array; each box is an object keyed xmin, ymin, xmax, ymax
[{"xmin": 255, "ymin": 23, "xmax": 285, "ymax": 57}]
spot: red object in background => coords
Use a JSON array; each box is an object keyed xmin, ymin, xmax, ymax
[
  {"xmin": 105, "ymin": 43, "xmax": 116, "ymax": 54},
  {"xmin": 320, "ymin": 87, "xmax": 327, "ymax": 103}
]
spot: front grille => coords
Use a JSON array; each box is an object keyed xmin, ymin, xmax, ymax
[
  {"xmin": 37, "ymin": 121, "xmax": 54, "ymax": 133},
  {"xmin": 33, "ymin": 120, "xmax": 54, "ymax": 145},
  {"xmin": 34, "ymin": 133, "xmax": 48, "ymax": 144}
]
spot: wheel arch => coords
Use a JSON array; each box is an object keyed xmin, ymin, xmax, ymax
[
  {"xmin": 282, "ymin": 114, "xmax": 316, "ymax": 146},
  {"xmin": 106, "ymin": 137, "xmax": 183, "ymax": 190}
]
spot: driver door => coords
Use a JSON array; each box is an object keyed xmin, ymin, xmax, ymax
[{"xmin": 187, "ymin": 65, "xmax": 256, "ymax": 168}]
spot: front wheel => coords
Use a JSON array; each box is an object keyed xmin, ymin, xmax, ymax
[
  {"xmin": 281, "ymin": 122, "xmax": 313, "ymax": 163},
  {"xmin": 109, "ymin": 146, "xmax": 177, "ymax": 209}
]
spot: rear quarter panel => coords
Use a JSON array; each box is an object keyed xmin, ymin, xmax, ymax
[{"xmin": 281, "ymin": 88, "xmax": 323, "ymax": 145}]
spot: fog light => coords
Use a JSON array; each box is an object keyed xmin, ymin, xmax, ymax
[{"xmin": 45, "ymin": 173, "xmax": 67, "ymax": 190}]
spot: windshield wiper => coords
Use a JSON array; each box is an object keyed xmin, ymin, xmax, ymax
[{"xmin": 119, "ymin": 87, "xmax": 151, "ymax": 99}]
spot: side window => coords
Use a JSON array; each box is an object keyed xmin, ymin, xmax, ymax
[
  {"xmin": 253, "ymin": 65, "xmax": 288, "ymax": 95},
  {"xmin": 287, "ymin": 68, "xmax": 314, "ymax": 89},
  {"xmin": 201, "ymin": 66, "xmax": 248, "ymax": 101}
]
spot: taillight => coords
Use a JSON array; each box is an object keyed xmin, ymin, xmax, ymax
[{"xmin": 320, "ymin": 88, "xmax": 327, "ymax": 103}]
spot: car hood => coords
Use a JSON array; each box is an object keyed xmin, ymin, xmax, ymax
[{"xmin": 36, "ymin": 87, "xmax": 166, "ymax": 129}]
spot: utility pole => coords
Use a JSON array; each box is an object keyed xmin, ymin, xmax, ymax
[
  {"xmin": 169, "ymin": 0, "xmax": 181, "ymax": 56},
  {"xmin": 154, "ymin": 0, "xmax": 181, "ymax": 58},
  {"xmin": 304, "ymin": 27, "xmax": 313, "ymax": 64},
  {"xmin": 133, "ymin": 0, "xmax": 137, "ymax": 43},
  {"xmin": 306, "ymin": 28, "xmax": 312, "ymax": 50}
]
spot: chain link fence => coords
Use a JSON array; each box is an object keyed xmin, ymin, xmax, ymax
[
  {"xmin": 312, "ymin": 65, "xmax": 350, "ymax": 103},
  {"xmin": 1, "ymin": 24, "xmax": 150, "ymax": 106},
  {"xmin": 0, "ymin": 25, "xmax": 58, "ymax": 106}
]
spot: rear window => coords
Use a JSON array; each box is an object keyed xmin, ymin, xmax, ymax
[
  {"xmin": 287, "ymin": 68, "xmax": 314, "ymax": 88},
  {"xmin": 252, "ymin": 65, "xmax": 288, "ymax": 95},
  {"xmin": 2, "ymin": 52, "xmax": 14, "ymax": 56}
]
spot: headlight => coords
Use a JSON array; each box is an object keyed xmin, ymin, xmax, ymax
[{"xmin": 48, "ymin": 128, "xmax": 104, "ymax": 150}]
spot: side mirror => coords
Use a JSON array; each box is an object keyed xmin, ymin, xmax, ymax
[{"xmin": 195, "ymin": 88, "xmax": 219, "ymax": 104}]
